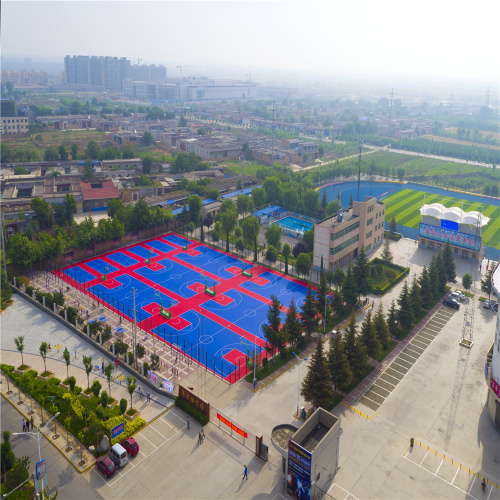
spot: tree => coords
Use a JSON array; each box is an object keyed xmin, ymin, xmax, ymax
[
  {"xmin": 100, "ymin": 391, "xmax": 109, "ymax": 419},
  {"xmin": 282, "ymin": 243, "xmax": 291, "ymax": 275},
  {"xmin": 142, "ymin": 156, "xmax": 153, "ymax": 174},
  {"xmin": 188, "ymin": 195, "xmax": 202, "ymax": 225},
  {"xmin": 410, "ymin": 275, "xmax": 422, "ymax": 319},
  {"xmin": 303, "ymin": 227, "xmax": 314, "ymax": 252},
  {"xmin": 85, "ymin": 141, "xmax": 100, "ymax": 159},
  {"xmin": 14, "ymin": 165, "xmax": 29, "ymax": 175},
  {"xmin": 104, "ymin": 363, "xmax": 113, "ymax": 397},
  {"xmin": 387, "ymin": 300, "xmax": 398, "ymax": 339},
  {"xmin": 39, "ymin": 342, "xmax": 48, "ymax": 373},
  {"xmin": 349, "ymin": 192, "xmax": 353, "ymax": 208},
  {"xmin": 122, "ymin": 142, "xmax": 136, "ymax": 159},
  {"xmin": 317, "ymin": 270, "xmax": 329, "ymax": 324},
  {"xmin": 6, "ymin": 455, "xmax": 30, "ymax": 493},
  {"xmin": 302, "ymin": 152, "xmax": 309, "ymax": 163},
  {"xmin": 83, "ymin": 355, "xmax": 93, "ymax": 388},
  {"xmin": 462, "ymin": 273, "xmax": 472, "ymax": 291},
  {"xmin": 30, "ymin": 197, "xmax": 53, "ymax": 229},
  {"xmin": 285, "ymin": 298, "xmax": 302, "ymax": 347},
  {"xmin": 265, "ymin": 224, "xmax": 282, "ymax": 252},
  {"xmin": 429, "ymin": 255, "xmax": 440, "ymax": 300},
  {"xmin": 373, "ymin": 302, "xmax": 390, "ymax": 349},
  {"xmin": 141, "ymin": 131, "xmax": 155, "ymax": 146},
  {"xmin": 120, "ymin": 398, "xmax": 128, "ymax": 421},
  {"xmin": 389, "ymin": 216, "xmax": 397, "ymax": 234},
  {"xmin": 262, "ymin": 295, "xmax": 286, "ymax": 357},
  {"xmin": 178, "ymin": 116, "xmax": 187, "ymax": 127},
  {"xmin": 6, "ymin": 233, "xmax": 40, "ymax": 272},
  {"xmin": 397, "ymin": 280, "xmax": 414, "ymax": 328},
  {"xmin": 296, "ymin": 253, "xmax": 311, "ymax": 279},
  {"xmin": 442, "ymin": 241, "xmax": 456, "ymax": 283},
  {"xmin": 235, "ymin": 239, "xmax": 245, "ymax": 255},
  {"xmin": 328, "ymin": 332, "xmax": 351, "ymax": 394},
  {"xmin": 300, "ymin": 338, "xmax": 334, "ymax": 410},
  {"xmin": 219, "ymin": 199, "xmax": 238, "ymax": 252},
  {"xmin": 481, "ymin": 263, "xmax": 497, "ymax": 296},
  {"xmin": 342, "ymin": 263, "xmax": 358, "ymax": 305},
  {"xmin": 265, "ymin": 245, "xmax": 279, "ymax": 264},
  {"xmin": 70, "ymin": 144, "xmax": 79, "ymax": 159},
  {"xmin": 360, "ymin": 311, "xmax": 381, "ymax": 359},
  {"xmin": 381, "ymin": 239, "xmax": 393, "ymax": 263},
  {"xmin": 326, "ymin": 200, "xmax": 339, "ymax": 216},
  {"xmin": 332, "ymin": 268, "xmax": 345, "ymax": 290},
  {"xmin": 58, "ymin": 145, "xmax": 69, "ymax": 161},
  {"xmin": 292, "ymin": 240, "xmax": 309, "ymax": 258},
  {"xmin": 126, "ymin": 376, "xmax": 137, "ymax": 409},
  {"xmin": 436, "ymin": 252, "xmax": 447, "ymax": 295},
  {"xmin": 14, "ymin": 336, "xmax": 25, "ymax": 367},
  {"xmin": 83, "ymin": 160, "xmax": 95, "ymax": 180},
  {"xmin": 418, "ymin": 265, "xmax": 433, "ymax": 309},
  {"xmin": 63, "ymin": 349, "xmax": 71, "ymax": 379},
  {"xmin": 343, "ymin": 312, "xmax": 367, "ymax": 378},
  {"xmin": 1, "ymin": 431, "xmax": 16, "ymax": 473},
  {"xmin": 241, "ymin": 216, "xmax": 260, "ymax": 262},
  {"xmin": 300, "ymin": 285, "xmax": 318, "ymax": 337},
  {"xmin": 44, "ymin": 146, "xmax": 59, "ymax": 161},
  {"xmin": 354, "ymin": 245, "xmax": 371, "ymax": 297},
  {"xmin": 64, "ymin": 193, "xmax": 77, "ymax": 224},
  {"xmin": 321, "ymin": 190, "xmax": 328, "ymax": 211},
  {"xmin": 91, "ymin": 379, "xmax": 102, "ymax": 398}
]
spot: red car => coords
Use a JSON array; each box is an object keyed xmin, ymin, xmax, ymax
[
  {"xmin": 121, "ymin": 437, "xmax": 139, "ymax": 457},
  {"xmin": 96, "ymin": 456, "xmax": 116, "ymax": 477}
]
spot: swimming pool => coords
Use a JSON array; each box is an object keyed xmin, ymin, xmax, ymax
[{"xmin": 275, "ymin": 216, "xmax": 314, "ymax": 234}]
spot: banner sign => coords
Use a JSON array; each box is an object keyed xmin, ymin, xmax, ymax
[
  {"xmin": 63, "ymin": 252, "xmax": 74, "ymax": 263},
  {"xmin": 162, "ymin": 379, "xmax": 174, "ymax": 393},
  {"xmin": 147, "ymin": 370, "xmax": 157, "ymax": 385},
  {"xmin": 113, "ymin": 238, "xmax": 121, "ymax": 248},
  {"xmin": 86, "ymin": 246, "xmax": 95, "ymax": 256},
  {"xmin": 419, "ymin": 223, "xmax": 480, "ymax": 251},
  {"xmin": 217, "ymin": 413, "xmax": 248, "ymax": 438},
  {"xmin": 491, "ymin": 377, "xmax": 500, "ymax": 398},
  {"xmin": 178, "ymin": 385, "xmax": 210, "ymax": 419},
  {"xmin": 36, "ymin": 459, "xmax": 46, "ymax": 480},
  {"xmin": 111, "ymin": 422, "xmax": 124, "ymax": 439},
  {"xmin": 287, "ymin": 440, "xmax": 312, "ymax": 498},
  {"xmin": 131, "ymin": 232, "xmax": 138, "ymax": 241}
]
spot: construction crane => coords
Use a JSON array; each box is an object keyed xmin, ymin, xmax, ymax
[
  {"xmin": 246, "ymin": 71, "xmax": 264, "ymax": 83},
  {"xmin": 176, "ymin": 65, "xmax": 196, "ymax": 79}
]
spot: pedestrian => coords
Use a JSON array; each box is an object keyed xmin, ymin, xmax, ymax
[
  {"xmin": 198, "ymin": 431, "xmax": 202, "ymax": 445},
  {"xmin": 115, "ymin": 357, "xmax": 118, "ymax": 370},
  {"xmin": 22, "ymin": 419, "xmax": 26, "ymax": 432},
  {"xmin": 187, "ymin": 417, "xmax": 190, "ymax": 430},
  {"xmin": 243, "ymin": 465, "xmax": 248, "ymax": 481},
  {"xmin": 31, "ymin": 415, "xmax": 34, "ymax": 431},
  {"xmin": 101, "ymin": 360, "xmax": 104, "ymax": 373},
  {"xmin": 201, "ymin": 427, "xmax": 205, "ymax": 442},
  {"xmin": 410, "ymin": 437, "xmax": 414, "ymax": 450}
]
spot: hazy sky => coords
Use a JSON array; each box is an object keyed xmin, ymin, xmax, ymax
[{"xmin": 2, "ymin": 0, "xmax": 499, "ymax": 83}]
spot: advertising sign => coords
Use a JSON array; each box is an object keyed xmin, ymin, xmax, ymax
[
  {"xmin": 113, "ymin": 238, "xmax": 121, "ymax": 248},
  {"xmin": 162, "ymin": 379, "xmax": 174, "ymax": 393},
  {"xmin": 36, "ymin": 459, "xmax": 46, "ymax": 480},
  {"xmin": 131, "ymin": 232, "xmax": 138, "ymax": 241},
  {"xmin": 287, "ymin": 440, "xmax": 312, "ymax": 499},
  {"xmin": 147, "ymin": 370, "xmax": 157, "ymax": 385},
  {"xmin": 491, "ymin": 377, "xmax": 500, "ymax": 399},
  {"xmin": 111, "ymin": 422, "xmax": 125, "ymax": 440},
  {"xmin": 419, "ymin": 223, "xmax": 480, "ymax": 251},
  {"xmin": 216, "ymin": 413, "xmax": 248, "ymax": 438},
  {"xmin": 63, "ymin": 252, "xmax": 74, "ymax": 263},
  {"xmin": 86, "ymin": 246, "xmax": 95, "ymax": 256}
]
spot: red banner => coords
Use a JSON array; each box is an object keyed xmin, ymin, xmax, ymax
[
  {"xmin": 217, "ymin": 413, "xmax": 247, "ymax": 438},
  {"xmin": 491, "ymin": 377, "xmax": 500, "ymax": 398}
]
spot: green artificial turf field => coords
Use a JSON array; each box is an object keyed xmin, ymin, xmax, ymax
[{"xmin": 383, "ymin": 189, "xmax": 500, "ymax": 250}]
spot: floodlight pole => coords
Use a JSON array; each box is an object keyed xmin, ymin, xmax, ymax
[
  {"xmin": 293, "ymin": 352, "xmax": 307, "ymax": 418},
  {"xmin": 132, "ymin": 287, "xmax": 137, "ymax": 370}
]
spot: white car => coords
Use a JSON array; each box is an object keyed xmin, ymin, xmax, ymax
[{"xmin": 451, "ymin": 291, "xmax": 466, "ymax": 301}]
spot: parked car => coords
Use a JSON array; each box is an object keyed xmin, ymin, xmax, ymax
[
  {"xmin": 96, "ymin": 456, "xmax": 116, "ymax": 478},
  {"xmin": 443, "ymin": 298, "xmax": 460, "ymax": 310},
  {"xmin": 109, "ymin": 443, "xmax": 128, "ymax": 468},
  {"xmin": 450, "ymin": 291, "xmax": 466, "ymax": 301},
  {"xmin": 483, "ymin": 299, "xmax": 491, "ymax": 309},
  {"xmin": 121, "ymin": 437, "xmax": 139, "ymax": 457},
  {"xmin": 492, "ymin": 302, "xmax": 498, "ymax": 313}
]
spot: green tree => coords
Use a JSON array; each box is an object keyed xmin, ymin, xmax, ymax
[
  {"xmin": 219, "ymin": 199, "xmax": 238, "ymax": 252},
  {"xmin": 265, "ymin": 245, "xmax": 279, "ymax": 264},
  {"xmin": 241, "ymin": 216, "xmax": 260, "ymax": 261},
  {"xmin": 30, "ymin": 197, "xmax": 53, "ymax": 229},
  {"xmin": 235, "ymin": 238, "xmax": 245, "ymax": 255},
  {"xmin": 58, "ymin": 145, "xmax": 69, "ymax": 161},
  {"xmin": 6, "ymin": 233, "xmax": 40, "ymax": 272},
  {"xmin": 418, "ymin": 265, "xmax": 433, "ymax": 309},
  {"xmin": 14, "ymin": 336, "xmax": 25, "ymax": 367},
  {"xmin": 342, "ymin": 263, "xmax": 358, "ymax": 305},
  {"xmin": 1, "ymin": 431, "xmax": 16, "ymax": 472},
  {"xmin": 442, "ymin": 241, "xmax": 456, "ymax": 283},
  {"xmin": 104, "ymin": 363, "xmax": 113, "ymax": 397},
  {"xmin": 178, "ymin": 116, "xmax": 187, "ymax": 127},
  {"xmin": 410, "ymin": 275, "xmax": 422, "ymax": 318},
  {"xmin": 300, "ymin": 285, "xmax": 318, "ymax": 337},
  {"xmin": 63, "ymin": 349, "xmax": 71, "ymax": 379},
  {"xmin": 429, "ymin": 255, "xmax": 440, "ymax": 300},
  {"xmin": 39, "ymin": 342, "xmax": 48, "ymax": 373},
  {"xmin": 354, "ymin": 245, "xmax": 371, "ymax": 297},
  {"xmin": 44, "ymin": 146, "xmax": 59, "ymax": 161},
  {"xmin": 320, "ymin": 190, "xmax": 328, "ymax": 211},
  {"xmin": 389, "ymin": 216, "xmax": 397, "ymax": 234},
  {"xmin": 481, "ymin": 263, "xmax": 497, "ymax": 296},
  {"xmin": 6, "ymin": 455, "xmax": 30, "ymax": 492},
  {"xmin": 141, "ymin": 131, "xmax": 155, "ymax": 146},
  {"xmin": 262, "ymin": 295, "xmax": 286, "ymax": 357},
  {"xmin": 142, "ymin": 156, "xmax": 153, "ymax": 174},
  {"xmin": 300, "ymin": 338, "xmax": 334, "ymax": 410},
  {"xmin": 83, "ymin": 355, "xmax": 93, "ymax": 388},
  {"xmin": 120, "ymin": 398, "xmax": 128, "ymax": 421},
  {"xmin": 14, "ymin": 165, "xmax": 29, "ymax": 175},
  {"xmin": 381, "ymin": 239, "xmax": 393, "ymax": 263},
  {"xmin": 64, "ymin": 193, "xmax": 77, "ymax": 224},
  {"xmin": 373, "ymin": 302, "xmax": 390, "ymax": 349},
  {"xmin": 317, "ymin": 270, "xmax": 329, "ymax": 324},
  {"xmin": 397, "ymin": 280, "xmax": 414, "ymax": 328},
  {"xmin": 91, "ymin": 379, "xmax": 102, "ymax": 398},
  {"xmin": 303, "ymin": 227, "xmax": 314, "ymax": 252},
  {"xmin": 348, "ymin": 192, "xmax": 353, "ymax": 208},
  {"xmin": 263, "ymin": 177, "xmax": 282, "ymax": 204},
  {"xmin": 251, "ymin": 187, "xmax": 266, "ymax": 208},
  {"xmin": 285, "ymin": 297, "xmax": 302, "ymax": 347},
  {"xmin": 436, "ymin": 252, "xmax": 447, "ymax": 295},
  {"xmin": 126, "ymin": 376, "xmax": 137, "ymax": 409},
  {"xmin": 328, "ymin": 332, "xmax": 351, "ymax": 394},
  {"xmin": 296, "ymin": 253, "xmax": 311, "ymax": 279},
  {"xmin": 85, "ymin": 141, "xmax": 100, "ymax": 159},
  {"xmin": 70, "ymin": 144, "xmax": 79, "ymax": 159},
  {"xmin": 265, "ymin": 223, "xmax": 281, "ymax": 252},
  {"xmin": 360, "ymin": 311, "xmax": 381, "ymax": 359},
  {"xmin": 121, "ymin": 142, "xmax": 136, "ymax": 159},
  {"xmin": 462, "ymin": 273, "xmax": 472, "ymax": 291},
  {"xmin": 188, "ymin": 195, "xmax": 202, "ymax": 225},
  {"xmin": 387, "ymin": 299, "xmax": 398, "ymax": 339},
  {"xmin": 282, "ymin": 243, "xmax": 291, "ymax": 275},
  {"xmin": 326, "ymin": 200, "xmax": 339, "ymax": 216},
  {"xmin": 332, "ymin": 268, "xmax": 345, "ymax": 290},
  {"xmin": 100, "ymin": 391, "xmax": 109, "ymax": 419},
  {"xmin": 83, "ymin": 160, "xmax": 95, "ymax": 180},
  {"xmin": 343, "ymin": 312, "xmax": 367, "ymax": 378}
]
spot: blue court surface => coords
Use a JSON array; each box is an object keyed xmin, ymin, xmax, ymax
[
  {"xmin": 85, "ymin": 259, "xmax": 119, "ymax": 275},
  {"xmin": 142, "ymin": 239, "xmax": 176, "ymax": 253},
  {"xmin": 126, "ymin": 245, "xmax": 158, "ymax": 260},
  {"xmin": 63, "ymin": 265, "xmax": 97, "ymax": 284},
  {"xmin": 161, "ymin": 234, "xmax": 193, "ymax": 247},
  {"xmin": 106, "ymin": 251, "xmax": 140, "ymax": 268}
]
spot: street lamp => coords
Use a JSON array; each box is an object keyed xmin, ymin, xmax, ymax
[
  {"xmin": 293, "ymin": 352, "xmax": 307, "ymax": 418},
  {"xmin": 13, "ymin": 412, "xmax": 60, "ymax": 500}
]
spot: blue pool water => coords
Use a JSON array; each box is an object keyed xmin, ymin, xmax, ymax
[{"xmin": 275, "ymin": 216, "xmax": 314, "ymax": 233}]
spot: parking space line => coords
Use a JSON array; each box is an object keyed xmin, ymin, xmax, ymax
[
  {"xmin": 435, "ymin": 458, "xmax": 444, "ymax": 475},
  {"xmin": 451, "ymin": 467, "xmax": 460, "ymax": 486},
  {"xmin": 137, "ymin": 433, "xmax": 158, "ymax": 450},
  {"xmin": 419, "ymin": 450, "xmax": 428, "ymax": 466},
  {"xmin": 160, "ymin": 417, "xmax": 174, "ymax": 428},
  {"xmin": 149, "ymin": 424, "xmax": 167, "ymax": 440}
]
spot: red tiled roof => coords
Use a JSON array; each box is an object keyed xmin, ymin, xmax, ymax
[{"xmin": 80, "ymin": 180, "xmax": 119, "ymax": 201}]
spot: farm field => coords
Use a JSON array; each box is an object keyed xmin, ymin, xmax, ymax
[
  {"xmin": 384, "ymin": 188, "xmax": 500, "ymax": 250},
  {"xmin": 426, "ymin": 134, "xmax": 500, "ymax": 150}
]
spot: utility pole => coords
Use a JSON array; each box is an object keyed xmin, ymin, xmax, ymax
[
  {"xmin": 389, "ymin": 88, "xmax": 394, "ymax": 136},
  {"xmin": 357, "ymin": 138, "xmax": 362, "ymax": 202},
  {"xmin": 271, "ymin": 99, "xmax": 275, "ymax": 176}
]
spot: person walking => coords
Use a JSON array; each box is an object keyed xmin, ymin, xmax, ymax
[
  {"xmin": 101, "ymin": 359, "xmax": 105, "ymax": 374},
  {"xmin": 243, "ymin": 465, "xmax": 248, "ymax": 481},
  {"xmin": 198, "ymin": 431, "xmax": 202, "ymax": 445},
  {"xmin": 187, "ymin": 417, "xmax": 190, "ymax": 430},
  {"xmin": 201, "ymin": 427, "xmax": 205, "ymax": 443},
  {"xmin": 31, "ymin": 415, "xmax": 34, "ymax": 431},
  {"xmin": 22, "ymin": 419, "xmax": 26, "ymax": 432},
  {"xmin": 115, "ymin": 357, "xmax": 118, "ymax": 370}
]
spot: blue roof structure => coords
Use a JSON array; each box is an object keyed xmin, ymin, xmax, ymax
[
  {"xmin": 253, "ymin": 205, "xmax": 286, "ymax": 217},
  {"xmin": 221, "ymin": 185, "xmax": 262, "ymax": 199},
  {"xmin": 202, "ymin": 198, "xmax": 216, "ymax": 205}
]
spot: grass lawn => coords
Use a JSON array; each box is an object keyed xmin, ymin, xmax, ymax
[
  {"xmin": 373, "ymin": 339, "xmax": 398, "ymax": 363},
  {"xmin": 383, "ymin": 188, "xmax": 500, "ymax": 250}
]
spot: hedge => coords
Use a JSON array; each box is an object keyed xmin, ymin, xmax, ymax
[
  {"xmin": 372, "ymin": 267, "xmax": 410, "ymax": 296},
  {"xmin": 174, "ymin": 396, "xmax": 209, "ymax": 425},
  {"xmin": 384, "ymin": 231, "xmax": 402, "ymax": 241}
]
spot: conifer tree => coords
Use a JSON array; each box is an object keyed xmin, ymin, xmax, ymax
[
  {"xmin": 436, "ymin": 251, "xmax": 447, "ymax": 295},
  {"xmin": 481, "ymin": 263, "xmax": 497, "ymax": 296},
  {"xmin": 381, "ymin": 238, "xmax": 393, "ymax": 263},
  {"xmin": 410, "ymin": 275, "xmax": 422, "ymax": 319},
  {"xmin": 285, "ymin": 298, "xmax": 302, "ymax": 347},
  {"xmin": 373, "ymin": 302, "xmax": 390, "ymax": 349},
  {"xmin": 387, "ymin": 299, "xmax": 398, "ymax": 339},
  {"xmin": 342, "ymin": 263, "xmax": 358, "ymax": 305},
  {"xmin": 300, "ymin": 338, "xmax": 334, "ymax": 409},
  {"xmin": 321, "ymin": 190, "xmax": 328, "ymax": 211},
  {"xmin": 443, "ymin": 241, "xmax": 456, "ymax": 283},
  {"xmin": 429, "ymin": 254, "xmax": 440, "ymax": 300},
  {"xmin": 344, "ymin": 312, "xmax": 367, "ymax": 377},
  {"xmin": 397, "ymin": 280, "xmax": 414, "ymax": 328},
  {"xmin": 328, "ymin": 332, "xmax": 351, "ymax": 394},
  {"xmin": 300, "ymin": 285, "xmax": 319, "ymax": 337},
  {"xmin": 360, "ymin": 311, "xmax": 381, "ymax": 359},
  {"xmin": 262, "ymin": 295, "xmax": 286, "ymax": 357},
  {"xmin": 418, "ymin": 265, "xmax": 433, "ymax": 309},
  {"xmin": 317, "ymin": 269, "xmax": 329, "ymax": 323},
  {"xmin": 354, "ymin": 245, "xmax": 372, "ymax": 298}
]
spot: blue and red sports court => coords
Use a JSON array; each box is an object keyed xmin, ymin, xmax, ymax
[{"xmin": 57, "ymin": 233, "xmax": 313, "ymax": 383}]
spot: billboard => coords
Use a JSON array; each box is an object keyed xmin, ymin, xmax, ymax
[
  {"xmin": 287, "ymin": 440, "xmax": 312, "ymax": 499},
  {"xmin": 419, "ymin": 223, "xmax": 480, "ymax": 251}
]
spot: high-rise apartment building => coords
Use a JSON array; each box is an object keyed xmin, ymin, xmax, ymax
[
  {"xmin": 64, "ymin": 55, "xmax": 131, "ymax": 92},
  {"xmin": 130, "ymin": 64, "xmax": 166, "ymax": 82}
]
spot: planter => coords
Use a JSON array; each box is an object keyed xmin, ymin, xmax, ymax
[
  {"xmin": 125, "ymin": 409, "xmax": 140, "ymax": 422},
  {"xmin": 14, "ymin": 365, "xmax": 31, "ymax": 375},
  {"xmin": 59, "ymin": 380, "xmax": 70, "ymax": 391},
  {"xmin": 37, "ymin": 371, "xmax": 54, "ymax": 381},
  {"xmin": 82, "ymin": 389, "xmax": 93, "ymax": 399},
  {"xmin": 107, "ymin": 399, "xmax": 117, "ymax": 409}
]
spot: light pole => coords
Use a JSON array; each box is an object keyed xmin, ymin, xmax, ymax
[
  {"xmin": 132, "ymin": 287, "xmax": 137, "ymax": 370},
  {"xmin": 13, "ymin": 412, "xmax": 60, "ymax": 500},
  {"xmin": 324, "ymin": 294, "xmax": 328, "ymax": 334},
  {"xmin": 293, "ymin": 352, "xmax": 307, "ymax": 418}
]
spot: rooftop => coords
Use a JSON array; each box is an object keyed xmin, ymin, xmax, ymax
[
  {"xmin": 299, "ymin": 422, "xmax": 330, "ymax": 453},
  {"xmin": 316, "ymin": 209, "xmax": 358, "ymax": 230}
]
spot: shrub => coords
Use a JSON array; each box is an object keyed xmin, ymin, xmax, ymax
[
  {"xmin": 67, "ymin": 376, "xmax": 76, "ymax": 393},
  {"xmin": 175, "ymin": 396, "xmax": 209, "ymax": 425},
  {"xmin": 126, "ymin": 352, "xmax": 134, "ymax": 366},
  {"xmin": 25, "ymin": 285, "xmax": 34, "ymax": 296},
  {"xmin": 262, "ymin": 358, "xmax": 268, "ymax": 369},
  {"xmin": 17, "ymin": 276, "xmax": 30, "ymax": 288},
  {"xmin": 142, "ymin": 362, "xmax": 150, "ymax": 373}
]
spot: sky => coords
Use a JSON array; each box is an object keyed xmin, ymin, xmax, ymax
[{"xmin": 2, "ymin": 0, "xmax": 499, "ymax": 85}]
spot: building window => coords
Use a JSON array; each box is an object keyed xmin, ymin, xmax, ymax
[
  {"xmin": 332, "ymin": 221, "xmax": 360, "ymax": 241},
  {"xmin": 366, "ymin": 231, "xmax": 372, "ymax": 239},
  {"xmin": 367, "ymin": 218, "xmax": 373, "ymax": 226},
  {"xmin": 366, "ymin": 244, "xmax": 372, "ymax": 251},
  {"xmin": 331, "ymin": 235, "xmax": 360, "ymax": 255},
  {"xmin": 454, "ymin": 247, "xmax": 458, "ymax": 253},
  {"xmin": 428, "ymin": 241, "xmax": 434, "ymax": 249},
  {"xmin": 376, "ymin": 213, "xmax": 378, "ymax": 219},
  {"xmin": 421, "ymin": 238, "xmax": 426, "ymax": 245},
  {"xmin": 462, "ymin": 250, "xmax": 468, "ymax": 258}
]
